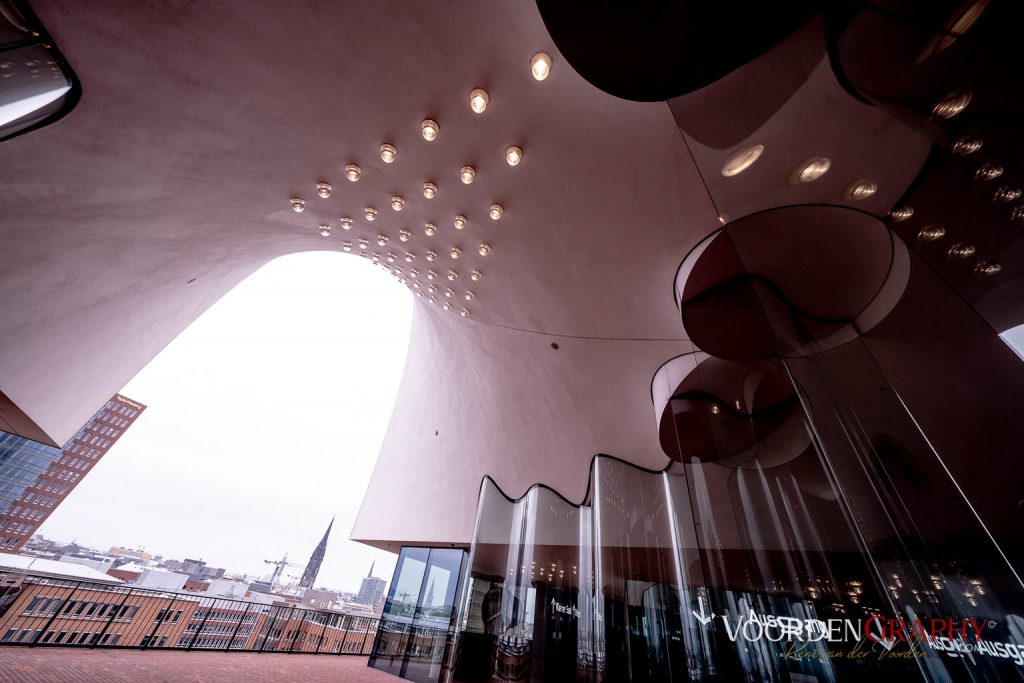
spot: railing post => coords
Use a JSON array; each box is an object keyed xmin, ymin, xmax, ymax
[
  {"xmin": 337, "ymin": 616, "xmax": 351, "ymax": 655},
  {"xmin": 258, "ymin": 606, "xmax": 283, "ymax": 653},
  {"xmin": 224, "ymin": 602, "xmax": 252, "ymax": 652},
  {"xmin": 287, "ymin": 608, "xmax": 303, "ymax": 652},
  {"xmin": 142, "ymin": 594, "xmax": 176, "ymax": 649},
  {"xmin": 93, "ymin": 587, "xmax": 133, "ymax": 648},
  {"xmin": 314, "ymin": 611, "xmax": 329, "ymax": 654},
  {"xmin": 186, "ymin": 598, "xmax": 213, "ymax": 650},
  {"xmin": 31, "ymin": 581, "xmax": 81, "ymax": 646}
]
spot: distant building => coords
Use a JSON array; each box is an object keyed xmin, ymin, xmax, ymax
[
  {"xmin": 298, "ymin": 518, "xmax": 333, "ymax": 590},
  {"xmin": 0, "ymin": 395, "xmax": 145, "ymax": 551},
  {"xmin": 356, "ymin": 562, "xmax": 386, "ymax": 606}
]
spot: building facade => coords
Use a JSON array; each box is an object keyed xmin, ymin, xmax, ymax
[
  {"xmin": 0, "ymin": 395, "xmax": 145, "ymax": 552},
  {"xmin": 357, "ymin": 563, "xmax": 387, "ymax": 607}
]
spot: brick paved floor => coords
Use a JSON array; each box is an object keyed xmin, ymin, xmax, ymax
[{"xmin": 0, "ymin": 648, "xmax": 394, "ymax": 682}]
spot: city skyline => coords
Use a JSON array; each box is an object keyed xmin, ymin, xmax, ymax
[{"xmin": 29, "ymin": 251, "xmax": 411, "ymax": 595}]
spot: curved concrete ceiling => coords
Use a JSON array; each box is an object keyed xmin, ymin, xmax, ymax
[{"xmin": 0, "ymin": 1, "xmax": 945, "ymax": 550}]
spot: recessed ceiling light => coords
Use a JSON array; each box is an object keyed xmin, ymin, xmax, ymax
[
  {"xmin": 506, "ymin": 145, "xmax": 523, "ymax": 166},
  {"xmin": 460, "ymin": 308, "xmax": 470, "ymax": 318},
  {"xmin": 365, "ymin": 208, "xmax": 377, "ymax": 221},
  {"xmin": 341, "ymin": 241, "xmax": 352, "ymax": 252},
  {"xmin": 531, "ymin": 52, "xmax": 552, "ymax": 81},
  {"xmin": 478, "ymin": 243, "xmax": 491, "ymax": 256},
  {"xmin": 918, "ymin": 226, "xmax": 946, "ymax": 241},
  {"xmin": 454, "ymin": 214, "xmax": 467, "ymax": 230},
  {"xmin": 345, "ymin": 164, "xmax": 361, "ymax": 181},
  {"xmin": 399, "ymin": 229, "xmax": 411, "ymax": 241},
  {"xmin": 489, "ymin": 204, "xmax": 504, "ymax": 221},
  {"xmin": 386, "ymin": 252, "xmax": 396, "ymax": 263},
  {"xmin": 405, "ymin": 252, "xmax": 415, "ymax": 263},
  {"xmin": 423, "ymin": 182, "xmax": 437, "ymax": 199},
  {"xmin": 409, "ymin": 268, "xmax": 419, "ymax": 277},
  {"xmin": 427, "ymin": 270, "xmax": 437, "ymax": 280},
  {"xmin": 447, "ymin": 270, "xmax": 459, "ymax": 281},
  {"xmin": 450, "ymin": 247, "xmax": 462, "ymax": 259},
  {"xmin": 1011, "ymin": 206, "xmax": 1024, "ymax": 222},
  {"xmin": 358, "ymin": 238, "xmax": 369, "ymax": 250},
  {"xmin": 974, "ymin": 164, "xmax": 1003, "ymax": 181},
  {"xmin": 424, "ymin": 223, "xmax": 437, "ymax": 237},
  {"xmin": 319, "ymin": 224, "xmax": 331, "ymax": 237},
  {"xmin": 973, "ymin": 261, "xmax": 1001, "ymax": 276},
  {"xmin": 392, "ymin": 195, "xmax": 406, "ymax": 211},
  {"xmin": 992, "ymin": 186, "xmax": 1021, "ymax": 202},
  {"xmin": 951, "ymin": 137, "xmax": 982, "ymax": 155},
  {"xmin": 421, "ymin": 119, "xmax": 439, "ymax": 142},
  {"xmin": 445, "ymin": 288, "xmax": 454, "ymax": 298},
  {"xmin": 460, "ymin": 166, "xmax": 476, "ymax": 184},
  {"xmin": 380, "ymin": 144, "xmax": 397, "ymax": 163},
  {"xmin": 888, "ymin": 206, "xmax": 914, "ymax": 221},
  {"xmin": 792, "ymin": 157, "xmax": 831, "ymax": 183},
  {"xmin": 845, "ymin": 180, "xmax": 878, "ymax": 200},
  {"xmin": 947, "ymin": 243, "xmax": 975, "ymax": 258},
  {"xmin": 316, "ymin": 182, "xmax": 332, "ymax": 199},
  {"xmin": 443, "ymin": 302, "xmax": 453, "ymax": 311},
  {"xmin": 465, "ymin": 290, "xmax": 475, "ymax": 301},
  {"xmin": 471, "ymin": 269, "xmax": 482, "ymax": 281},
  {"xmin": 290, "ymin": 198, "xmax": 306, "ymax": 213},
  {"xmin": 469, "ymin": 88, "xmax": 489, "ymax": 114},
  {"xmin": 378, "ymin": 235, "xmax": 389, "ymax": 246},
  {"xmin": 340, "ymin": 217, "xmax": 353, "ymax": 230},
  {"xmin": 721, "ymin": 144, "xmax": 764, "ymax": 177},
  {"xmin": 710, "ymin": 404, "xmax": 720, "ymax": 415},
  {"xmin": 426, "ymin": 250, "xmax": 437, "ymax": 261}
]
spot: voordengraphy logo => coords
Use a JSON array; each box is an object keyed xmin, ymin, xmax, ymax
[{"xmin": 714, "ymin": 609, "xmax": 1024, "ymax": 667}]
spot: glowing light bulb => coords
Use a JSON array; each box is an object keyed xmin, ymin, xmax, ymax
[
  {"xmin": 469, "ymin": 88, "xmax": 489, "ymax": 113},
  {"xmin": 530, "ymin": 52, "xmax": 552, "ymax": 81},
  {"xmin": 454, "ymin": 214, "xmax": 467, "ymax": 230},
  {"xmin": 316, "ymin": 182, "xmax": 332, "ymax": 198},
  {"xmin": 424, "ymin": 223, "xmax": 437, "ymax": 237},
  {"xmin": 423, "ymin": 182, "xmax": 437, "ymax": 199},
  {"xmin": 290, "ymin": 198, "xmax": 305, "ymax": 213},
  {"xmin": 489, "ymin": 204, "xmax": 504, "ymax": 221},
  {"xmin": 380, "ymin": 143, "xmax": 397, "ymax": 163},
  {"xmin": 450, "ymin": 247, "xmax": 462, "ymax": 259},
  {"xmin": 392, "ymin": 195, "xmax": 406, "ymax": 211},
  {"xmin": 345, "ymin": 164, "xmax": 361, "ymax": 181},
  {"xmin": 399, "ymin": 229, "xmax": 411, "ymax": 242},
  {"xmin": 421, "ymin": 118, "xmax": 439, "ymax": 141},
  {"xmin": 319, "ymin": 224, "xmax": 331, "ymax": 237},
  {"xmin": 506, "ymin": 145, "xmax": 523, "ymax": 166},
  {"xmin": 478, "ymin": 243, "xmax": 491, "ymax": 256},
  {"xmin": 340, "ymin": 217, "xmax": 353, "ymax": 230},
  {"xmin": 460, "ymin": 166, "xmax": 476, "ymax": 184},
  {"xmin": 365, "ymin": 208, "xmax": 377, "ymax": 221}
]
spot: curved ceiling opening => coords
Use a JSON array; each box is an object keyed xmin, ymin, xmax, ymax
[{"xmin": 39, "ymin": 251, "xmax": 413, "ymax": 594}]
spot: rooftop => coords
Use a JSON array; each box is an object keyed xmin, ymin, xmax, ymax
[
  {"xmin": 0, "ymin": 648, "xmax": 388, "ymax": 683},
  {"xmin": 0, "ymin": 553, "xmax": 122, "ymax": 585}
]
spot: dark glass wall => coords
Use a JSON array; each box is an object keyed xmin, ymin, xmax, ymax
[
  {"xmin": 0, "ymin": 431, "xmax": 60, "ymax": 513},
  {"xmin": 369, "ymin": 546, "xmax": 466, "ymax": 683}
]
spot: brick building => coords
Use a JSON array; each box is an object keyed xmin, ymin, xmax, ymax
[{"xmin": 0, "ymin": 395, "xmax": 145, "ymax": 551}]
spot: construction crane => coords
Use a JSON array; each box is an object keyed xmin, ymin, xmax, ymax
[{"xmin": 263, "ymin": 552, "xmax": 300, "ymax": 588}]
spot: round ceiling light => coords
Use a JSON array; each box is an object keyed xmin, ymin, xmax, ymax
[
  {"xmin": 888, "ymin": 206, "xmax": 914, "ymax": 222},
  {"xmin": 423, "ymin": 182, "xmax": 437, "ymax": 199},
  {"xmin": 364, "ymin": 207, "xmax": 378, "ymax": 221},
  {"xmin": 424, "ymin": 223, "xmax": 437, "ymax": 237},
  {"xmin": 489, "ymin": 204, "xmax": 504, "ymax": 220},
  {"xmin": 791, "ymin": 157, "xmax": 831, "ymax": 183},
  {"xmin": 460, "ymin": 166, "xmax": 476, "ymax": 184},
  {"xmin": 448, "ymin": 270, "xmax": 459, "ymax": 281},
  {"xmin": 345, "ymin": 164, "xmax": 361, "ymax": 181},
  {"xmin": 973, "ymin": 261, "xmax": 1001, "ymax": 276},
  {"xmin": 974, "ymin": 164, "xmax": 1003, "ymax": 181},
  {"xmin": 316, "ymin": 182, "xmax": 332, "ymax": 199},
  {"xmin": 377, "ymin": 234, "xmax": 389, "ymax": 246},
  {"xmin": 454, "ymin": 214, "xmax": 467, "ymax": 230},
  {"xmin": 464, "ymin": 290, "xmax": 475, "ymax": 301},
  {"xmin": 947, "ymin": 244, "xmax": 976, "ymax": 258},
  {"xmin": 450, "ymin": 247, "xmax": 462, "ymax": 259},
  {"xmin": 399, "ymin": 229, "xmax": 411, "ymax": 242},
  {"xmin": 932, "ymin": 92, "xmax": 971, "ymax": 119},
  {"xmin": 380, "ymin": 143, "xmax": 397, "ymax": 163},
  {"xmin": 721, "ymin": 144, "xmax": 764, "ymax": 177},
  {"xmin": 319, "ymin": 224, "xmax": 331, "ymax": 237},
  {"xmin": 469, "ymin": 88, "xmax": 489, "ymax": 113},
  {"xmin": 341, "ymin": 241, "xmax": 352, "ymax": 252},
  {"xmin": 506, "ymin": 145, "xmax": 523, "ymax": 166},
  {"xmin": 470, "ymin": 269, "xmax": 482, "ymax": 281},
  {"xmin": 460, "ymin": 308, "xmax": 470, "ymax": 318},
  {"xmin": 421, "ymin": 119, "xmax": 439, "ymax": 142},
  {"xmin": 478, "ymin": 243, "xmax": 491, "ymax": 256},
  {"xmin": 845, "ymin": 180, "xmax": 878, "ymax": 200},
  {"xmin": 531, "ymin": 52, "xmax": 552, "ymax": 81},
  {"xmin": 426, "ymin": 250, "xmax": 437, "ymax": 262},
  {"xmin": 951, "ymin": 137, "xmax": 982, "ymax": 155},
  {"xmin": 392, "ymin": 195, "xmax": 406, "ymax": 211},
  {"xmin": 992, "ymin": 186, "xmax": 1021, "ymax": 202},
  {"xmin": 918, "ymin": 226, "xmax": 946, "ymax": 241},
  {"xmin": 290, "ymin": 198, "xmax": 305, "ymax": 213}
]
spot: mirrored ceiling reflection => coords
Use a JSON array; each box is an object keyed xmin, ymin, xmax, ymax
[{"xmin": 0, "ymin": 0, "xmax": 79, "ymax": 141}]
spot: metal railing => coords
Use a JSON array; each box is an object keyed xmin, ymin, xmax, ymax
[{"xmin": 0, "ymin": 572, "xmax": 379, "ymax": 655}]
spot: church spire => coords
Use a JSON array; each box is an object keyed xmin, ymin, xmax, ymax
[{"xmin": 299, "ymin": 517, "xmax": 333, "ymax": 589}]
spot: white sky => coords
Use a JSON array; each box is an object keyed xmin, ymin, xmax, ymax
[{"xmin": 38, "ymin": 251, "xmax": 413, "ymax": 594}]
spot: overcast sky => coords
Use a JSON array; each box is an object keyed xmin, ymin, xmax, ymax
[{"xmin": 39, "ymin": 251, "xmax": 412, "ymax": 594}]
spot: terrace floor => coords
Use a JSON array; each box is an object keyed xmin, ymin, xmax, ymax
[{"xmin": 0, "ymin": 648, "xmax": 393, "ymax": 682}]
